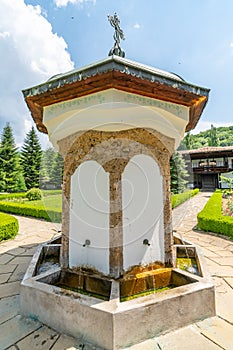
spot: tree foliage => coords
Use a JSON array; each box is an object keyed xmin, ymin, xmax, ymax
[
  {"xmin": 208, "ymin": 124, "xmax": 219, "ymax": 146},
  {"xmin": 178, "ymin": 125, "xmax": 233, "ymax": 150},
  {"xmin": 40, "ymin": 147, "xmax": 63, "ymax": 189},
  {"xmin": 0, "ymin": 123, "xmax": 23, "ymax": 192},
  {"xmin": 170, "ymin": 152, "xmax": 189, "ymax": 194},
  {"xmin": 21, "ymin": 126, "xmax": 42, "ymax": 189},
  {"xmin": 51, "ymin": 153, "xmax": 64, "ymax": 188}
]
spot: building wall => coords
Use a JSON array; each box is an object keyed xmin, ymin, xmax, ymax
[{"xmin": 59, "ymin": 128, "xmax": 174, "ymax": 274}]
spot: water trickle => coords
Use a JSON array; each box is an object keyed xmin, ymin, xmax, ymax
[{"xmin": 176, "ymin": 258, "xmax": 199, "ymax": 276}]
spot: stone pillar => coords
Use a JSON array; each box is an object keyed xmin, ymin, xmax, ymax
[{"xmin": 104, "ymin": 159, "xmax": 128, "ymax": 278}]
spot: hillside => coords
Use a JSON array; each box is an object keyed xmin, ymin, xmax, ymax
[{"xmin": 178, "ymin": 125, "xmax": 233, "ymax": 150}]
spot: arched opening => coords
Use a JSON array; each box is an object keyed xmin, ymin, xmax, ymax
[
  {"xmin": 69, "ymin": 160, "xmax": 110, "ymax": 275},
  {"xmin": 122, "ymin": 154, "xmax": 164, "ymax": 270}
]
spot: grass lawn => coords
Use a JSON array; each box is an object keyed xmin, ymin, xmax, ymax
[
  {"xmin": 0, "ymin": 191, "xmax": 62, "ymax": 222},
  {"xmin": 30, "ymin": 194, "xmax": 62, "ymax": 211}
]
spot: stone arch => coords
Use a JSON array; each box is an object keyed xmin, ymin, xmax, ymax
[{"xmin": 59, "ymin": 128, "xmax": 174, "ymax": 268}]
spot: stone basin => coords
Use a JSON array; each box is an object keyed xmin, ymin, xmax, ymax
[{"xmin": 20, "ymin": 234, "xmax": 215, "ymax": 349}]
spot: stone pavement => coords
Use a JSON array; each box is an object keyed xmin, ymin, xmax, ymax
[{"xmin": 0, "ymin": 193, "xmax": 233, "ymax": 349}]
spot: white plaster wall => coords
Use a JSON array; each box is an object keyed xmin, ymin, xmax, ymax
[
  {"xmin": 43, "ymin": 89, "xmax": 189, "ymax": 150},
  {"xmin": 69, "ymin": 161, "xmax": 110, "ymax": 275},
  {"xmin": 122, "ymin": 155, "xmax": 164, "ymax": 270}
]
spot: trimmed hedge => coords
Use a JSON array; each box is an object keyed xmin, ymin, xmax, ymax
[
  {"xmin": 0, "ymin": 201, "xmax": 61, "ymax": 223},
  {"xmin": 197, "ymin": 191, "xmax": 233, "ymax": 239},
  {"xmin": 0, "ymin": 190, "xmax": 62, "ymax": 201},
  {"xmin": 0, "ymin": 192, "xmax": 27, "ymax": 200},
  {"xmin": 0, "ymin": 212, "xmax": 19, "ymax": 241},
  {"xmin": 172, "ymin": 188, "xmax": 199, "ymax": 209}
]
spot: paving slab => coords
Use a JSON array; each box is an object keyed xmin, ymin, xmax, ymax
[
  {"xmin": 8, "ymin": 255, "xmax": 35, "ymax": 265},
  {"xmin": 0, "ymin": 273, "xmax": 10, "ymax": 284},
  {"xmin": 205, "ymin": 258, "xmax": 233, "ymax": 277},
  {"xmin": 213, "ymin": 276, "xmax": 233, "ymax": 323},
  {"xmin": 0, "ymin": 295, "xmax": 20, "ymax": 325},
  {"xmin": 7, "ymin": 247, "xmax": 27, "ymax": 256},
  {"xmin": 15, "ymin": 325, "xmax": 59, "ymax": 350},
  {"xmin": 50, "ymin": 335, "xmax": 79, "ymax": 350},
  {"xmin": 0, "ymin": 264, "xmax": 17, "ymax": 274},
  {"xmin": 8, "ymin": 263, "xmax": 30, "ymax": 282},
  {"xmin": 125, "ymin": 339, "xmax": 160, "ymax": 349},
  {"xmin": 0, "ymin": 254, "xmax": 15, "ymax": 264},
  {"xmin": 0, "ymin": 315, "xmax": 41, "ymax": 349},
  {"xmin": 212, "ymin": 249, "xmax": 233, "ymax": 257},
  {"xmin": 0, "ymin": 281, "xmax": 21, "ymax": 298},
  {"xmin": 211, "ymin": 256, "xmax": 233, "ymax": 266},
  {"xmin": 156, "ymin": 325, "xmax": 221, "ymax": 350},
  {"xmin": 199, "ymin": 247, "xmax": 220, "ymax": 259},
  {"xmin": 197, "ymin": 317, "xmax": 233, "ymax": 350},
  {"xmin": 19, "ymin": 246, "xmax": 37, "ymax": 256},
  {"xmin": 224, "ymin": 277, "xmax": 233, "ymax": 288}
]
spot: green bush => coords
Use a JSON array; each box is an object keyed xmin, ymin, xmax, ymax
[
  {"xmin": 172, "ymin": 188, "xmax": 199, "ymax": 209},
  {"xmin": 197, "ymin": 191, "xmax": 233, "ymax": 239},
  {"xmin": 0, "ymin": 201, "xmax": 61, "ymax": 223},
  {"xmin": 0, "ymin": 213, "xmax": 19, "ymax": 241},
  {"xmin": 26, "ymin": 188, "xmax": 42, "ymax": 201}
]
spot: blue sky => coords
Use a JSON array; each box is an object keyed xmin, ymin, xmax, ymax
[{"xmin": 1, "ymin": 0, "xmax": 233, "ymax": 147}]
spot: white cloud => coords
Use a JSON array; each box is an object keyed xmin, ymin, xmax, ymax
[
  {"xmin": 133, "ymin": 23, "xmax": 141, "ymax": 29},
  {"xmin": 54, "ymin": 0, "xmax": 96, "ymax": 7},
  {"xmin": 0, "ymin": 31, "xmax": 10, "ymax": 38},
  {"xmin": 0, "ymin": 0, "xmax": 74, "ymax": 148}
]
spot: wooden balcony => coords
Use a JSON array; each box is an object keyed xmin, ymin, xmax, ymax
[{"xmin": 192, "ymin": 162, "xmax": 233, "ymax": 174}]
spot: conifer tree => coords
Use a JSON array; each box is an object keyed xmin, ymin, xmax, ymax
[
  {"xmin": 51, "ymin": 153, "xmax": 64, "ymax": 188},
  {"xmin": 170, "ymin": 152, "xmax": 189, "ymax": 194},
  {"xmin": 0, "ymin": 123, "xmax": 20, "ymax": 192},
  {"xmin": 21, "ymin": 126, "xmax": 42, "ymax": 189},
  {"xmin": 208, "ymin": 124, "xmax": 219, "ymax": 146},
  {"xmin": 44, "ymin": 147, "xmax": 56, "ymax": 178}
]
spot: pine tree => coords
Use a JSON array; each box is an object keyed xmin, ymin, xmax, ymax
[
  {"xmin": 51, "ymin": 153, "xmax": 64, "ymax": 188},
  {"xmin": 21, "ymin": 126, "xmax": 42, "ymax": 189},
  {"xmin": 0, "ymin": 123, "xmax": 20, "ymax": 192},
  {"xmin": 208, "ymin": 124, "xmax": 219, "ymax": 147},
  {"xmin": 170, "ymin": 152, "xmax": 189, "ymax": 194},
  {"xmin": 44, "ymin": 147, "xmax": 56, "ymax": 178}
]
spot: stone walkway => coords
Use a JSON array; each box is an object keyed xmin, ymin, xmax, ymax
[{"xmin": 0, "ymin": 193, "xmax": 233, "ymax": 349}]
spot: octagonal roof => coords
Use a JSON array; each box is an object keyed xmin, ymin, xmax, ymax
[{"xmin": 22, "ymin": 55, "xmax": 210, "ymax": 134}]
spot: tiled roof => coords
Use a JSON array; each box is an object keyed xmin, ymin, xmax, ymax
[{"xmin": 179, "ymin": 146, "xmax": 233, "ymax": 154}]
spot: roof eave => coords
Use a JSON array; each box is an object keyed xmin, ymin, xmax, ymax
[{"xmin": 23, "ymin": 56, "xmax": 210, "ymax": 135}]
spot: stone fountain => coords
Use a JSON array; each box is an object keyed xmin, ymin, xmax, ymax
[{"xmin": 20, "ymin": 18, "xmax": 215, "ymax": 350}]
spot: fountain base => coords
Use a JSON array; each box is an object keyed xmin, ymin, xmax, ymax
[{"xmin": 20, "ymin": 235, "xmax": 215, "ymax": 349}]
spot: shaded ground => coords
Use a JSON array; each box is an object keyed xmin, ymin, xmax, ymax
[{"xmin": 0, "ymin": 194, "xmax": 233, "ymax": 349}]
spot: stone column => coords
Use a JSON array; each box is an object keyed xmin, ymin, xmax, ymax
[{"xmin": 104, "ymin": 159, "xmax": 128, "ymax": 279}]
